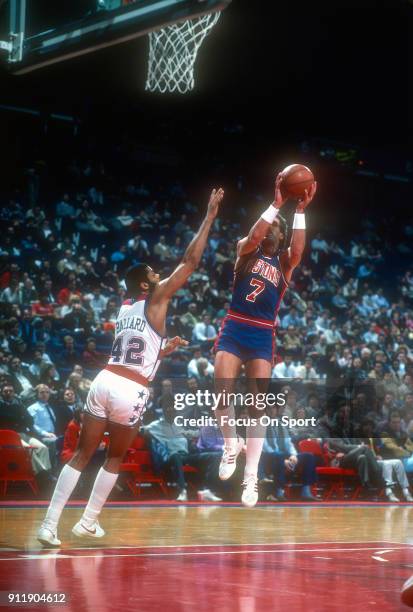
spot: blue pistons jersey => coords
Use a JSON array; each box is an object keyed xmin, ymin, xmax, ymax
[{"xmin": 215, "ymin": 247, "xmax": 288, "ymax": 364}]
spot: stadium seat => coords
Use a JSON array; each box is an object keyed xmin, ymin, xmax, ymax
[
  {"xmin": 127, "ymin": 434, "xmax": 147, "ymax": 452},
  {"xmin": 119, "ymin": 449, "xmax": 168, "ymax": 498},
  {"xmin": 298, "ymin": 439, "xmax": 362, "ymax": 500},
  {"xmin": 0, "ymin": 430, "xmax": 39, "ymax": 496}
]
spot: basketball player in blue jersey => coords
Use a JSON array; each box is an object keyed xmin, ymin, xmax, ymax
[{"xmin": 214, "ymin": 173, "xmax": 317, "ymax": 507}]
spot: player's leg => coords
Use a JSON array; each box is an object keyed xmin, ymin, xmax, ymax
[
  {"xmin": 267, "ymin": 452, "xmax": 288, "ymax": 501},
  {"xmin": 297, "ymin": 452, "xmax": 318, "ymax": 500},
  {"xmin": 73, "ymin": 422, "xmax": 138, "ymax": 538},
  {"xmin": 38, "ymin": 413, "xmax": 108, "ymax": 547},
  {"xmin": 241, "ymin": 358, "xmax": 272, "ymax": 507},
  {"xmin": 168, "ymin": 452, "xmax": 188, "ymax": 500},
  {"xmin": 379, "ymin": 459, "xmax": 399, "ymax": 501},
  {"xmin": 390, "ymin": 459, "xmax": 413, "ymax": 501},
  {"xmin": 214, "ymin": 350, "xmax": 244, "ymax": 480}
]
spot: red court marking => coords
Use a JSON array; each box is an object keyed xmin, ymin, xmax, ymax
[{"xmin": 0, "ymin": 542, "xmax": 412, "ymax": 611}]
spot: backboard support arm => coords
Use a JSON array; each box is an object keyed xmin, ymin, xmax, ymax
[{"xmin": 0, "ymin": 0, "xmax": 26, "ymax": 62}]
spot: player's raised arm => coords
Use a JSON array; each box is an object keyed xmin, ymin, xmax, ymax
[
  {"xmin": 237, "ymin": 174, "xmax": 288, "ymax": 258},
  {"xmin": 279, "ymin": 181, "xmax": 317, "ymax": 283},
  {"xmin": 151, "ymin": 188, "xmax": 224, "ymax": 305}
]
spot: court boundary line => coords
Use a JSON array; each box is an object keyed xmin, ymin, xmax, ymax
[
  {"xmin": 1, "ymin": 543, "xmax": 411, "ymax": 561},
  {"xmin": 1, "ymin": 502, "xmax": 410, "ymax": 510},
  {"xmin": 0, "ymin": 540, "xmax": 410, "ymax": 554}
]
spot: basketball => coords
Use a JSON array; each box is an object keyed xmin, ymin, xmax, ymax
[{"xmin": 280, "ymin": 164, "xmax": 315, "ymax": 200}]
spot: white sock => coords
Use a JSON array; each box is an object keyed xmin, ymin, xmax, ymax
[
  {"xmin": 81, "ymin": 468, "xmax": 118, "ymax": 526},
  {"xmin": 244, "ymin": 421, "xmax": 267, "ymax": 478},
  {"xmin": 216, "ymin": 403, "xmax": 238, "ymax": 450},
  {"xmin": 403, "ymin": 488, "xmax": 410, "ymax": 496},
  {"xmin": 43, "ymin": 464, "xmax": 82, "ymax": 529}
]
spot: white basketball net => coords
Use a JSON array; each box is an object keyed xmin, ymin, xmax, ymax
[{"xmin": 145, "ymin": 12, "xmax": 221, "ymax": 94}]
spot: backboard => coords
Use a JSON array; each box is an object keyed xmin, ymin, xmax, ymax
[{"xmin": 1, "ymin": 0, "xmax": 231, "ymax": 75}]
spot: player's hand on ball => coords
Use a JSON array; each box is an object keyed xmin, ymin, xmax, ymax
[
  {"xmin": 161, "ymin": 336, "xmax": 189, "ymax": 357},
  {"xmin": 207, "ymin": 188, "xmax": 224, "ymax": 219},
  {"xmin": 274, "ymin": 173, "xmax": 288, "ymax": 209},
  {"xmin": 296, "ymin": 181, "xmax": 317, "ymax": 212}
]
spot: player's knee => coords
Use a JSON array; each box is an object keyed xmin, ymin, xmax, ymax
[
  {"xmin": 69, "ymin": 453, "xmax": 88, "ymax": 471},
  {"xmin": 70, "ymin": 447, "xmax": 95, "ymax": 470}
]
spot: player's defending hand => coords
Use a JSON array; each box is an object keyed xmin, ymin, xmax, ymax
[
  {"xmin": 274, "ymin": 173, "xmax": 289, "ymax": 209},
  {"xmin": 207, "ymin": 188, "xmax": 224, "ymax": 220},
  {"xmin": 160, "ymin": 336, "xmax": 189, "ymax": 358},
  {"xmin": 296, "ymin": 181, "xmax": 317, "ymax": 212}
]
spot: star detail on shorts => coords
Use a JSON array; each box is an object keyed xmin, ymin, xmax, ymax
[
  {"xmin": 137, "ymin": 390, "xmax": 146, "ymax": 399},
  {"xmin": 129, "ymin": 403, "xmax": 142, "ymax": 425}
]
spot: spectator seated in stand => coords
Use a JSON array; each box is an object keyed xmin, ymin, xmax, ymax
[
  {"xmin": 141, "ymin": 403, "xmax": 221, "ymax": 502},
  {"xmin": 295, "ymin": 356, "xmax": 320, "ymax": 382},
  {"xmin": 192, "ymin": 357, "xmax": 214, "ymax": 389},
  {"xmin": 31, "ymin": 294, "xmax": 55, "ymax": 320},
  {"xmin": 0, "ymin": 382, "xmax": 53, "ymax": 486},
  {"xmin": 380, "ymin": 410, "xmax": 413, "ymax": 474},
  {"xmin": 357, "ymin": 419, "xmax": 413, "ymax": 502},
  {"xmin": 54, "ymin": 387, "xmax": 81, "ymax": 435},
  {"xmin": 272, "ymin": 354, "xmax": 297, "ymax": 379},
  {"xmin": 260, "ymin": 405, "xmax": 318, "ymax": 502},
  {"xmin": 325, "ymin": 436, "xmax": 383, "ymax": 492},
  {"xmin": 82, "ymin": 337, "xmax": 107, "ymax": 370},
  {"xmin": 187, "ymin": 347, "xmax": 214, "ymax": 379},
  {"xmin": 27, "ymin": 384, "xmax": 60, "ymax": 472},
  {"xmin": 191, "ymin": 314, "xmax": 217, "ymax": 350},
  {"xmin": 57, "ymin": 335, "xmax": 80, "ymax": 369}
]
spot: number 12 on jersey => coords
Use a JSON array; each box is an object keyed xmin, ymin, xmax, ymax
[
  {"xmin": 246, "ymin": 279, "xmax": 265, "ymax": 302},
  {"xmin": 111, "ymin": 336, "xmax": 146, "ymax": 366}
]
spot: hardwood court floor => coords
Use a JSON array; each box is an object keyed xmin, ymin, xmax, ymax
[{"xmin": 1, "ymin": 503, "xmax": 413, "ymax": 611}]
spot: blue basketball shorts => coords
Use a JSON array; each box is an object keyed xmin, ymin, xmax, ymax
[{"xmin": 215, "ymin": 318, "xmax": 275, "ymax": 364}]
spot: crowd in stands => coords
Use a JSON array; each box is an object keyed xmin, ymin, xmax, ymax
[{"xmin": 1, "ymin": 149, "xmax": 413, "ymax": 502}]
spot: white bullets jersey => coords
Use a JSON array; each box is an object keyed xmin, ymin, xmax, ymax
[{"xmin": 107, "ymin": 298, "xmax": 167, "ymax": 381}]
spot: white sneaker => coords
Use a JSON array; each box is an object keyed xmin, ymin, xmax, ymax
[
  {"xmin": 37, "ymin": 525, "xmax": 61, "ymax": 547},
  {"xmin": 219, "ymin": 436, "xmax": 244, "ymax": 481},
  {"xmin": 197, "ymin": 489, "xmax": 222, "ymax": 502},
  {"xmin": 72, "ymin": 520, "xmax": 105, "ymax": 539},
  {"xmin": 176, "ymin": 489, "xmax": 188, "ymax": 502},
  {"xmin": 241, "ymin": 474, "xmax": 259, "ymax": 508},
  {"xmin": 405, "ymin": 492, "xmax": 413, "ymax": 502},
  {"xmin": 386, "ymin": 492, "xmax": 400, "ymax": 503}
]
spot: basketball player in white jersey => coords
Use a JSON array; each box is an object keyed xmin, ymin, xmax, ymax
[{"xmin": 37, "ymin": 188, "xmax": 224, "ymax": 547}]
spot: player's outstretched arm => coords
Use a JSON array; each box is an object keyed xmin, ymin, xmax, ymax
[
  {"xmin": 280, "ymin": 181, "xmax": 317, "ymax": 283},
  {"xmin": 237, "ymin": 174, "xmax": 288, "ymax": 258},
  {"xmin": 151, "ymin": 188, "xmax": 224, "ymax": 308},
  {"xmin": 159, "ymin": 336, "xmax": 189, "ymax": 358}
]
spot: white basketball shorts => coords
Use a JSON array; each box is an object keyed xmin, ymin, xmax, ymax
[{"xmin": 84, "ymin": 369, "xmax": 149, "ymax": 427}]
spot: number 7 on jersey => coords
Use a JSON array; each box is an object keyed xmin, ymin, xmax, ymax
[{"xmin": 246, "ymin": 279, "xmax": 265, "ymax": 302}]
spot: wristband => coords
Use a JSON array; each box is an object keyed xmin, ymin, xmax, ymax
[
  {"xmin": 293, "ymin": 213, "xmax": 306, "ymax": 230},
  {"xmin": 261, "ymin": 204, "xmax": 279, "ymax": 224}
]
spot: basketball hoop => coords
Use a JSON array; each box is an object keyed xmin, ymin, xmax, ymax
[{"xmin": 145, "ymin": 11, "xmax": 221, "ymax": 94}]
